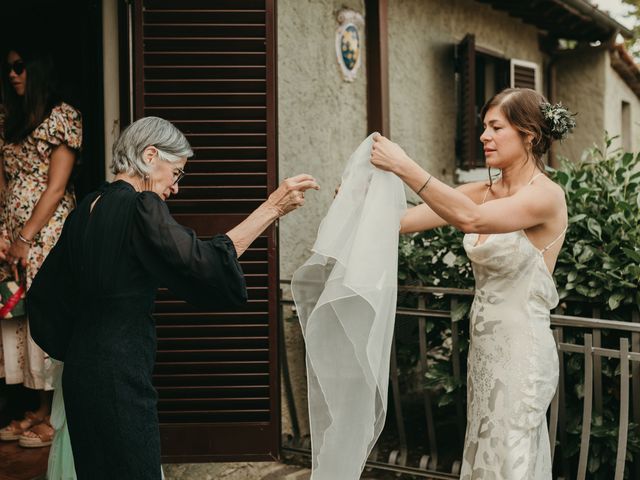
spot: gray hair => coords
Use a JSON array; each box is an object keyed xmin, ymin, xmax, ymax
[{"xmin": 110, "ymin": 116, "xmax": 193, "ymax": 177}]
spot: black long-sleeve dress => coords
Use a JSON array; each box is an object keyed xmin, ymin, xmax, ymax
[{"xmin": 27, "ymin": 180, "xmax": 248, "ymax": 479}]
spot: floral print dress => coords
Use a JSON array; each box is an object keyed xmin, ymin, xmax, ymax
[{"xmin": 0, "ymin": 102, "xmax": 82, "ymax": 390}]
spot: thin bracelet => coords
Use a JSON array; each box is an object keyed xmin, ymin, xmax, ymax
[
  {"xmin": 415, "ymin": 175, "xmax": 433, "ymax": 195},
  {"xmin": 17, "ymin": 233, "xmax": 33, "ymax": 246}
]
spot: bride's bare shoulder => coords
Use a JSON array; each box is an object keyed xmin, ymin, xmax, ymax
[{"xmin": 456, "ymin": 180, "xmax": 491, "ymax": 204}]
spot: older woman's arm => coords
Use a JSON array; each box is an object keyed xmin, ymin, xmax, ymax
[
  {"xmin": 133, "ymin": 173, "xmax": 319, "ymax": 309},
  {"xmin": 226, "ymin": 174, "xmax": 319, "ymax": 256}
]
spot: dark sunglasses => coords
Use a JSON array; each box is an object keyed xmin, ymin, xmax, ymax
[
  {"xmin": 8, "ymin": 60, "xmax": 25, "ymax": 75},
  {"xmin": 172, "ymin": 167, "xmax": 186, "ymax": 186}
]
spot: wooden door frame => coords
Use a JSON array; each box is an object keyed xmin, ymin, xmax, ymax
[
  {"xmin": 265, "ymin": 0, "xmax": 281, "ymax": 461},
  {"xmin": 365, "ymin": 0, "xmax": 390, "ymax": 138}
]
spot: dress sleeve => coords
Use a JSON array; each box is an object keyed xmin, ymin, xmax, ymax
[
  {"xmin": 27, "ymin": 210, "xmax": 77, "ymax": 361},
  {"xmin": 32, "ymin": 103, "xmax": 83, "ymax": 150},
  {"xmin": 133, "ymin": 191, "xmax": 248, "ymax": 309}
]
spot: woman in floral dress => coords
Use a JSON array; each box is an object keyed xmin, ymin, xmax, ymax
[{"xmin": 0, "ymin": 46, "xmax": 81, "ymax": 449}]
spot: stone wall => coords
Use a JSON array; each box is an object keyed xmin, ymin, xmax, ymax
[{"xmin": 554, "ymin": 48, "xmax": 607, "ymax": 162}]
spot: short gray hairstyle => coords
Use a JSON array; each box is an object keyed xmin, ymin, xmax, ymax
[{"xmin": 110, "ymin": 116, "xmax": 193, "ymax": 177}]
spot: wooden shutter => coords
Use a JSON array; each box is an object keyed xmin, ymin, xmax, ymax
[
  {"xmin": 511, "ymin": 60, "xmax": 538, "ymax": 90},
  {"xmin": 457, "ymin": 34, "xmax": 476, "ymax": 169},
  {"xmin": 130, "ymin": 0, "xmax": 279, "ymax": 462}
]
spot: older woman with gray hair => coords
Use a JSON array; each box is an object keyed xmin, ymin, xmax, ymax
[{"xmin": 26, "ymin": 116, "xmax": 319, "ymax": 480}]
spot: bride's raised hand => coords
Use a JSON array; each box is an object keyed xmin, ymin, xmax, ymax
[{"xmin": 370, "ymin": 133, "xmax": 411, "ymax": 175}]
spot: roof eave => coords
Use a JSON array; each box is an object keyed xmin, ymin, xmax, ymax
[{"xmin": 557, "ymin": 0, "xmax": 634, "ymax": 39}]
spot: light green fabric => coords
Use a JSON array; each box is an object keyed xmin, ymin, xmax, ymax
[{"xmin": 47, "ymin": 361, "xmax": 76, "ymax": 480}]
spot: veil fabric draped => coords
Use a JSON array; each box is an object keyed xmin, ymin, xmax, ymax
[{"xmin": 291, "ymin": 134, "xmax": 406, "ymax": 479}]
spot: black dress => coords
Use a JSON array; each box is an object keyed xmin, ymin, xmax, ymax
[{"xmin": 27, "ymin": 180, "xmax": 247, "ymax": 479}]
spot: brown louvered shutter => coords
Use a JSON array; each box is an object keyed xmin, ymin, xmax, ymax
[
  {"xmin": 131, "ymin": 0, "xmax": 279, "ymax": 461},
  {"xmin": 457, "ymin": 34, "xmax": 476, "ymax": 169},
  {"xmin": 512, "ymin": 61, "xmax": 537, "ymax": 90}
]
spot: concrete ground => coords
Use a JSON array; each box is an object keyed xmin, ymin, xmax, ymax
[
  {"xmin": 162, "ymin": 462, "xmax": 313, "ymax": 480},
  {"xmin": 163, "ymin": 462, "xmax": 381, "ymax": 480}
]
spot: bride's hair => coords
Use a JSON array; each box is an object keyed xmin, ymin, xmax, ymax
[{"xmin": 481, "ymin": 88, "xmax": 576, "ymax": 172}]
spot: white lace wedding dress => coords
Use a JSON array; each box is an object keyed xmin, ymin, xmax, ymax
[{"xmin": 460, "ymin": 199, "xmax": 564, "ymax": 479}]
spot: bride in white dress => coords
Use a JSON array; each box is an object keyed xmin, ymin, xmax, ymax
[{"xmin": 370, "ymin": 88, "xmax": 574, "ymax": 479}]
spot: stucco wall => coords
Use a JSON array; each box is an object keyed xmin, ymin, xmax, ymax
[
  {"xmin": 554, "ymin": 48, "xmax": 607, "ymax": 162},
  {"xmin": 277, "ymin": 0, "xmax": 367, "ymax": 281},
  {"xmin": 277, "ymin": 0, "xmax": 368, "ymax": 437},
  {"xmin": 604, "ymin": 50, "xmax": 640, "ymax": 154},
  {"xmin": 387, "ymin": 0, "xmax": 545, "ymax": 194}
]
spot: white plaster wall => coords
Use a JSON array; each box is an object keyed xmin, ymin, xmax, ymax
[
  {"xmin": 277, "ymin": 0, "xmax": 367, "ymax": 438},
  {"xmin": 277, "ymin": 0, "xmax": 367, "ymax": 281},
  {"xmin": 604, "ymin": 50, "xmax": 640, "ymax": 153},
  {"xmin": 387, "ymin": 0, "xmax": 546, "ymax": 194},
  {"xmin": 554, "ymin": 48, "xmax": 607, "ymax": 162}
]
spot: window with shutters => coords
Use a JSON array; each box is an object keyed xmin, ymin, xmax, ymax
[
  {"xmin": 511, "ymin": 59, "xmax": 539, "ymax": 91},
  {"xmin": 127, "ymin": 0, "xmax": 280, "ymax": 463},
  {"xmin": 456, "ymin": 34, "xmax": 540, "ymax": 182}
]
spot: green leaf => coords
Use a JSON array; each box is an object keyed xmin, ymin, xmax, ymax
[
  {"xmin": 622, "ymin": 248, "xmax": 640, "ymax": 264},
  {"xmin": 425, "ymin": 320, "xmax": 435, "ymax": 333},
  {"xmin": 578, "ymin": 247, "xmax": 595, "ymax": 264},
  {"xmin": 622, "ymin": 152, "xmax": 634, "ymax": 167},
  {"xmin": 587, "ymin": 218, "xmax": 602, "ymax": 240},
  {"xmin": 576, "ymin": 285, "xmax": 591, "ymax": 297},
  {"xmin": 437, "ymin": 394, "xmax": 454, "ymax": 408},
  {"xmin": 608, "ymin": 293, "xmax": 625, "ymax": 311},
  {"xmin": 451, "ymin": 301, "xmax": 470, "ymax": 322},
  {"xmin": 555, "ymin": 170, "xmax": 569, "ymax": 186}
]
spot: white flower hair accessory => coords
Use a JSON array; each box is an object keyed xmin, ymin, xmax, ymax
[{"xmin": 540, "ymin": 102, "xmax": 576, "ymax": 141}]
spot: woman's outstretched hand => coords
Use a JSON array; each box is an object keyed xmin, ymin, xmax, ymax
[
  {"xmin": 370, "ymin": 133, "xmax": 411, "ymax": 175},
  {"xmin": 265, "ymin": 174, "xmax": 320, "ymax": 217},
  {"xmin": 226, "ymin": 174, "xmax": 319, "ymax": 257}
]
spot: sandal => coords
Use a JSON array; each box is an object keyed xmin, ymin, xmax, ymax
[
  {"xmin": 0, "ymin": 411, "xmax": 45, "ymax": 441},
  {"xmin": 18, "ymin": 417, "xmax": 54, "ymax": 448}
]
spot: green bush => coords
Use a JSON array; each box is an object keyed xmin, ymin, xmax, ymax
[
  {"xmin": 397, "ymin": 138, "xmax": 640, "ymax": 477},
  {"xmin": 553, "ymin": 140, "xmax": 640, "ymax": 314}
]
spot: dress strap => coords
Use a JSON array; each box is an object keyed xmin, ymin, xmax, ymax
[
  {"xmin": 527, "ymin": 172, "xmax": 545, "ymax": 185},
  {"xmin": 541, "ymin": 225, "xmax": 568, "ymax": 253},
  {"xmin": 481, "ymin": 186, "xmax": 491, "ymax": 204}
]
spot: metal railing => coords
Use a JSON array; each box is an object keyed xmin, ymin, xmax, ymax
[{"xmin": 279, "ymin": 283, "xmax": 640, "ymax": 479}]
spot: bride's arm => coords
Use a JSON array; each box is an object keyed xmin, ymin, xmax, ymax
[
  {"xmin": 400, "ymin": 182, "xmax": 486, "ymax": 234},
  {"xmin": 372, "ymin": 135, "xmax": 561, "ymax": 234}
]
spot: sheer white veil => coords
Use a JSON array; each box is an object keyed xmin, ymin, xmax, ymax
[{"xmin": 292, "ymin": 134, "xmax": 406, "ymax": 479}]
